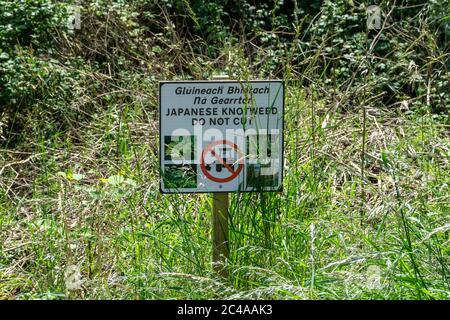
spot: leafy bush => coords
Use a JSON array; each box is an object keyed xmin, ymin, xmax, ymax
[
  {"xmin": 0, "ymin": 0, "xmax": 69, "ymax": 106},
  {"xmin": 0, "ymin": 0, "xmax": 447, "ymax": 147},
  {"xmin": 0, "ymin": 0, "xmax": 67, "ymax": 48}
]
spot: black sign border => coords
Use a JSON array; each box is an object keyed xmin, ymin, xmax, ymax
[{"xmin": 158, "ymin": 80, "xmax": 285, "ymax": 194}]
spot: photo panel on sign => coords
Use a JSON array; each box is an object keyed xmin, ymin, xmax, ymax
[{"xmin": 245, "ymin": 132, "xmax": 282, "ymax": 191}]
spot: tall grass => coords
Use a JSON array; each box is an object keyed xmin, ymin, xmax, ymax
[{"xmin": 1, "ymin": 71, "xmax": 448, "ymax": 299}]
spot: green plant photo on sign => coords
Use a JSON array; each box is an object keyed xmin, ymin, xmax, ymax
[{"xmin": 162, "ymin": 164, "xmax": 198, "ymax": 189}]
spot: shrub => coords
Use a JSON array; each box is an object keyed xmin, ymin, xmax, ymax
[{"xmin": 0, "ymin": 0, "xmax": 69, "ymax": 106}]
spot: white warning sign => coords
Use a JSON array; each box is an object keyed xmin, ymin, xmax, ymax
[{"xmin": 159, "ymin": 80, "xmax": 284, "ymax": 193}]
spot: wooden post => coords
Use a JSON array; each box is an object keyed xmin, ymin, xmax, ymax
[
  {"xmin": 211, "ymin": 74, "xmax": 230, "ymax": 278},
  {"xmin": 212, "ymin": 193, "xmax": 229, "ymax": 277}
]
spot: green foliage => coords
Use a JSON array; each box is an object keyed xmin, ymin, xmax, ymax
[
  {"xmin": 0, "ymin": 0, "xmax": 67, "ymax": 48},
  {"xmin": 0, "ymin": 48, "xmax": 62, "ymax": 104},
  {"xmin": 0, "ymin": 0, "xmax": 69, "ymax": 106}
]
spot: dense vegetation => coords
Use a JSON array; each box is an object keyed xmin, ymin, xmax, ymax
[{"xmin": 0, "ymin": 0, "xmax": 448, "ymax": 299}]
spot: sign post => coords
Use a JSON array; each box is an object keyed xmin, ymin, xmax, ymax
[
  {"xmin": 211, "ymin": 75, "xmax": 230, "ymax": 278},
  {"xmin": 159, "ymin": 77, "xmax": 284, "ymax": 278},
  {"xmin": 212, "ymin": 192, "xmax": 229, "ymax": 277}
]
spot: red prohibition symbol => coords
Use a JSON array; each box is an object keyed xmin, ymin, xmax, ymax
[{"xmin": 200, "ymin": 140, "xmax": 244, "ymax": 183}]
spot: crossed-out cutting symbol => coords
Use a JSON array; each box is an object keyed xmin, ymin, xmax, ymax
[{"xmin": 200, "ymin": 140, "xmax": 244, "ymax": 183}]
